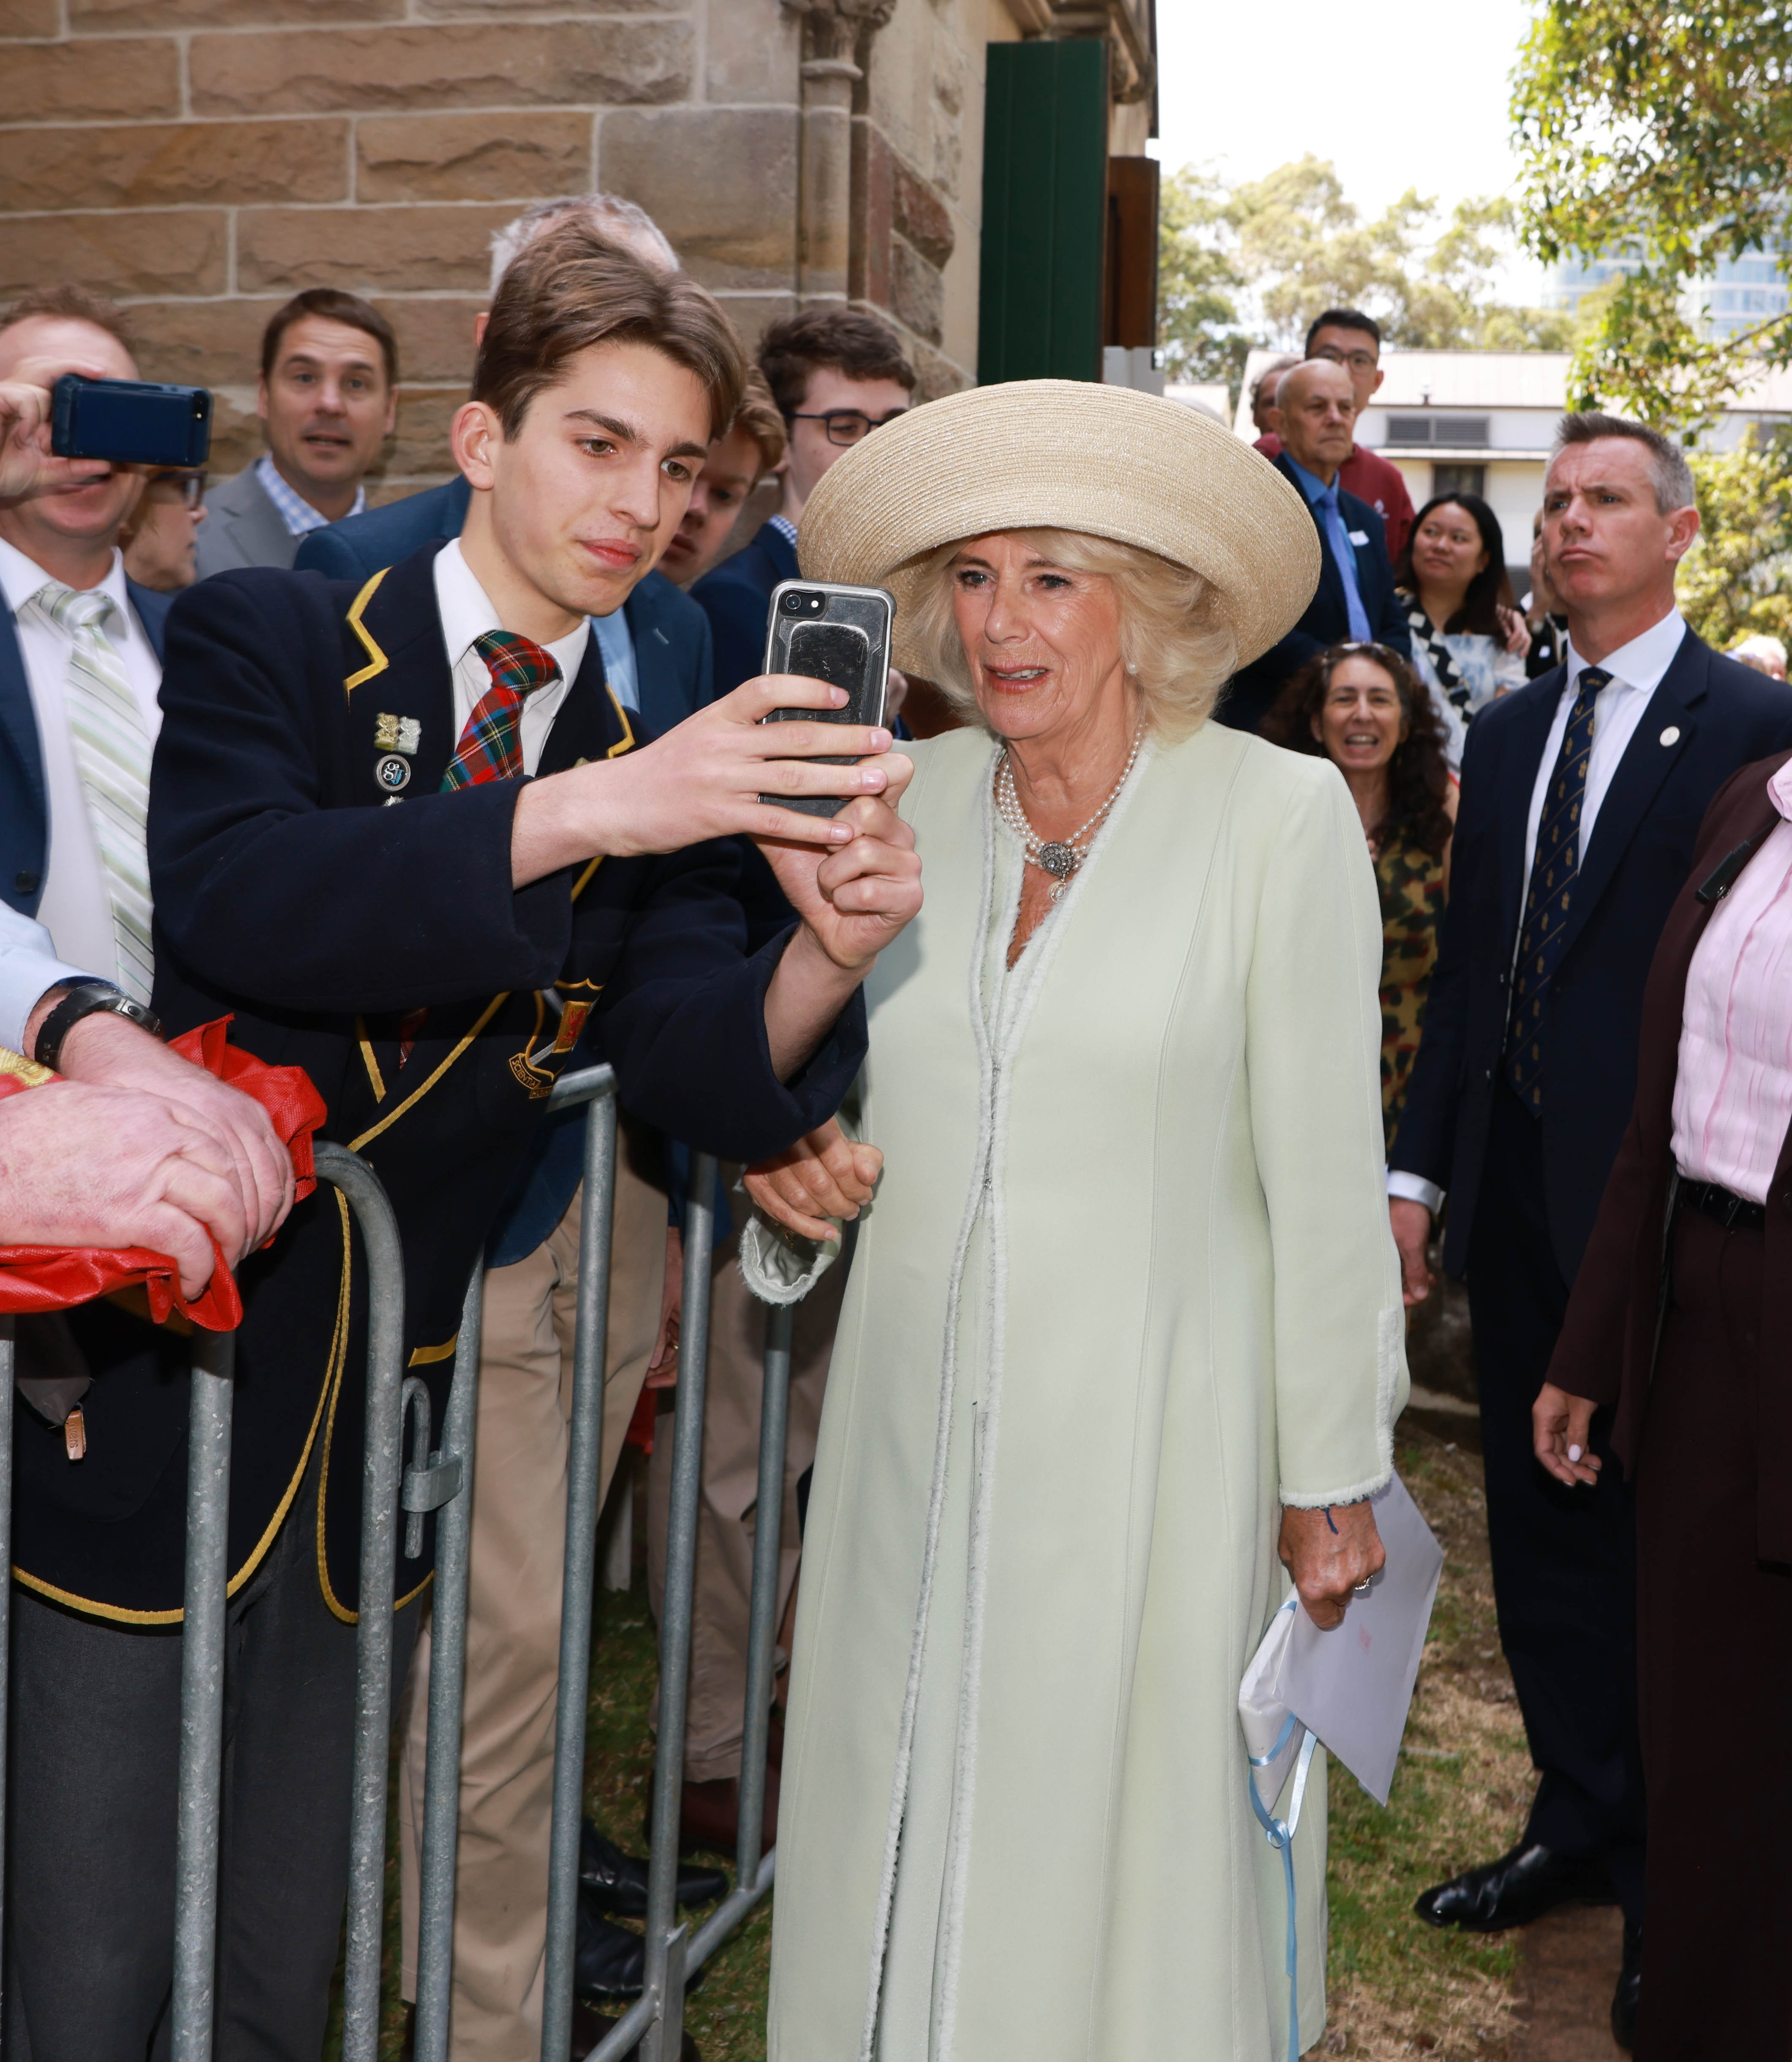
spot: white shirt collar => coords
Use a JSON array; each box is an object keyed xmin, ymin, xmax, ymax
[
  {"xmin": 0, "ymin": 536, "xmax": 133, "ymax": 624},
  {"xmin": 1564, "ymin": 607, "xmax": 1686, "ymax": 700},
  {"xmin": 433, "ymin": 536, "xmax": 590, "ymax": 688}
]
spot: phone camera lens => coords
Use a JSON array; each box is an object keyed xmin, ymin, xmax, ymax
[{"xmin": 780, "ymin": 591, "xmax": 804, "ymax": 613}]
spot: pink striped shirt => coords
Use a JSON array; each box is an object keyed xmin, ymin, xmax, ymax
[{"xmin": 1672, "ymin": 760, "xmax": 1792, "ymax": 1203}]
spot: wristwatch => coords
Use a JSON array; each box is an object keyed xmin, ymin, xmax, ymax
[{"xmin": 33, "ymin": 982, "xmax": 163, "ymax": 1072}]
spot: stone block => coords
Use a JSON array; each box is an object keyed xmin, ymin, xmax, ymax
[
  {"xmin": 0, "ymin": 120, "xmax": 348, "ymax": 212},
  {"xmin": 237, "ymin": 205, "xmax": 518, "ymax": 293},
  {"xmin": 600, "ymin": 107, "xmax": 796, "ymax": 290},
  {"xmin": 128, "ymin": 298, "xmax": 281, "ymax": 388},
  {"xmin": 0, "ymin": 0, "xmax": 59, "ymax": 34},
  {"xmin": 850, "ymin": 119, "xmax": 893, "ymax": 310},
  {"xmin": 704, "ymin": 0, "xmax": 799, "ymax": 104},
  {"xmin": 419, "ymin": 0, "xmax": 673, "ymax": 11},
  {"xmin": 892, "ymin": 158, "xmax": 954, "ymax": 268},
  {"xmin": 0, "ymin": 212, "xmax": 226, "ymax": 300},
  {"xmin": 710, "ymin": 291, "xmax": 797, "ymax": 359},
  {"xmin": 908, "ymin": 336, "xmax": 969, "ymax": 404},
  {"xmin": 70, "ymin": 0, "xmax": 399, "ymax": 23},
  {"xmin": 190, "ymin": 21, "xmax": 691, "ymax": 115},
  {"xmin": 371, "ymin": 298, "xmax": 483, "ymax": 386},
  {"xmin": 356, "ymin": 111, "xmax": 591, "ymax": 203},
  {"xmin": 381, "ymin": 386, "xmax": 460, "ymax": 479},
  {"xmin": 202, "ymin": 390, "xmax": 262, "ymax": 477},
  {"xmin": 0, "ymin": 35, "xmax": 179, "ymax": 123},
  {"xmin": 890, "ymin": 237, "xmax": 944, "ymax": 346}
]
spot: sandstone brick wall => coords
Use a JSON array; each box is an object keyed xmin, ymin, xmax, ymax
[{"xmin": 0, "ymin": 0, "xmax": 1020, "ymax": 497}]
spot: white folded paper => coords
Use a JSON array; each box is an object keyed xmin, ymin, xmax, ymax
[{"xmin": 1239, "ymin": 1471, "xmax": 1444, "ymax": 1809}]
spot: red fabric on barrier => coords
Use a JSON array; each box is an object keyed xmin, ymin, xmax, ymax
[{"xmin": 0, "ymin": 1017, "xmax": 326, "ymax": 1330}]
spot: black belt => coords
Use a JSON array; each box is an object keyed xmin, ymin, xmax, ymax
[{"xmin": 1677, "ymin": 1175, "xmax": 1767, "ymax": 1234}]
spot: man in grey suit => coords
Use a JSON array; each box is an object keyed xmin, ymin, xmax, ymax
[{"xmin": 195, "ymin": 289, "xmax": 397, "ymax": 579}]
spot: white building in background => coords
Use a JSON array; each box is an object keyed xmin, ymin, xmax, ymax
[{"xmin": 1233, "ymin": 346, "xmax": 1792, "ymax": 588}]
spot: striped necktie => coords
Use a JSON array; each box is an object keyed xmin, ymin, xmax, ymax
[
  {"xmin": 34, "ymin": 582, "xmax": 154, "ymax": 1004},
  {"xmin": 1504, "ymin": 666, "xmax": 1611, "ymax": 1114},
  {"xmin": 441, "ymin": 630, "xmax": 559, "ymax": 790}
]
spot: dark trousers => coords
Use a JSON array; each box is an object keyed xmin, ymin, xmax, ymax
[
  {"xmin": 1465, "ymin": 1085, "xmax": 1646, "ymax": 1918},
  {"xmin": 1634, "ymin": 1208, "xmax": 1792, "ymax": 2061},
  {"xmin": 4, "ymin": 1462, "xmax": 419, "ymax": 2062}
]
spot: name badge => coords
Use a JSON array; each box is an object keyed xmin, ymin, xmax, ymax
[{"xmin": 1348, "ymin": 529, "xmax": 1370, "ymax": 547}]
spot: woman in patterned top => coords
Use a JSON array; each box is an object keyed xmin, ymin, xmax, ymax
[
  {"xmin": 1266, "ymin": 642, "xmax": 1455, "ymax": 1149},
  {"xmin": 1394, "ymin": 493, "xmax": 1529, "ymax": 768}
]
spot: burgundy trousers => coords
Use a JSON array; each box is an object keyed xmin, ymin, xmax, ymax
[{"xmin": 1634, "ymin": 1205, "xmax": 1792, "ymax": 2061}]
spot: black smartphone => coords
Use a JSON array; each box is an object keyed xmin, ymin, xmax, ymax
[
  {"xmin": 758, "ymin": 578, "xmax": 895, "ymax": 818},
  {"xmin": 50, "ymin": 373, "xmax": 212, "ymax": 469}
]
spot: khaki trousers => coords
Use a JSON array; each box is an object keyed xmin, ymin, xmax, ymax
[
  {"xmin": 647, "ymin": 1203, "xmax": 845, "ymax": 1783},
  {"xmin": 396, "ymin": 1135, "xmax": 668, "ymax": 2062}
]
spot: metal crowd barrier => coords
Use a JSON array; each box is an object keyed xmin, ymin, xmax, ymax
[{"xmin": 0, "ymin": 1062, "xmax": 794, "ymax": 2059}]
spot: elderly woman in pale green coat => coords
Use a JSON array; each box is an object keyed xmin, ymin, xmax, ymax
[{"xmin": 740, "ymin": 382, "xmax": 1409, "ymax": 2062}]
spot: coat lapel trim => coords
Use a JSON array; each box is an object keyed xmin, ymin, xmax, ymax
[{"xmin": 345, "ymin": 568, "xmax": 392, "ymax": 694}]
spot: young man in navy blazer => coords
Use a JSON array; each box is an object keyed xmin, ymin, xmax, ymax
[
  {"xmin": 1390, "ymin": 412, "xmax": 1792, "ymax": 2044},
  {"xmin": 1219, "ymin": 356, "xmax": 1413, "ymax": 733},
  {"xmin": 5, "ymin": 226, "xmax": 921, "ymax": 2062}
]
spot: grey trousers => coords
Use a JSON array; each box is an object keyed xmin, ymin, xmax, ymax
[{"xmin": 4, "ymin": 1458, "xmax": 419, "ymax": 2062}]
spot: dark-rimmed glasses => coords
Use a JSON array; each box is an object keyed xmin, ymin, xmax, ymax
[
  {"xmin": 140, "ymin": 467, "xmax": 207, "ymax": 510},
  {"xmin": 786, "ymin": 407, "xmax": 908, "ymax": 447}
]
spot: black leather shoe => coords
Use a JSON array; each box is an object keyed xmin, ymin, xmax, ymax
[
  {"xmin": 1611, "ymin": 1918, "xmax": 1641, "ymax": 2051},
  {"xmin": 574, "ymin": 1901, "xmax": 646, "ymax": 2002},
  {"xmin": 580, "ymin": 1818, "xmax": 727, "ymax": 1917},
  {"xmin": 1414, "ymin": 1842, "xmax": 1616, "ymax": 1932}
]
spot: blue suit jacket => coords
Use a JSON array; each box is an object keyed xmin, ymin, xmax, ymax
[
  {"xmin": 0, "ymin": 580, "xmax": 171, "ymax": 918},
  {"xmin": 1392, "ymin": 628, "xmax": 1792, "ymax": 1283},
  {"xmin": 291, "ymin": 476, "xmax": 715, "ymax": 739},
  {"xmin": 296, "ymin": 481, "xmax": 722, "ymax": 1261},
  {"xmin": 690, "ymin": 518, "xmax": 800, "ymax": 696},
  {"xmin": 1218, "ymin": 453, "xmax": 1412, "ymax": 735}
]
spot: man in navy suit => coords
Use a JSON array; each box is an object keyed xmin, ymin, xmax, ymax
[
  {"xmin": 692, "ymin": 305, "xmax": 914, "ymax": 697},
  {"xmin": 1218, "ymin": 356, "xmax": 1412, "ymax": 733},
  {"xmin": 1391, "ymin": 412, "xmax": 1792, "ymax": 2043}
]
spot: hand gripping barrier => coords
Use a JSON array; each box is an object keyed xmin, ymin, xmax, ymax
[{"xmin": 0, "ymin": 1073, "xmax": 797, "ymax": 2059}]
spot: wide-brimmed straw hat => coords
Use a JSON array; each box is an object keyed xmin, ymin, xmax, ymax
[{"xmin": 797, "ymin": 377, "xmax": 1322, "ymax": 676}]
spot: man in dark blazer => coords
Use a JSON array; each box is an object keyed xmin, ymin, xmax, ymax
[
  {"xmin": 6, "ymin": 229, "xmax": 921, "ymax": 2062},
  {"xmin": 1218, "ymin": 356, "xmax": 1412, "ymax": 734},
  {"xmin": 1390, "ymin": 411, "xmax": 1792, "ymax": 2045}
]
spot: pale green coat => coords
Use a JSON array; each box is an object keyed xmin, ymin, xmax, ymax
[{"xmin": 755, "ymin": 721, "xmax": 1409, "ymax": 2062}]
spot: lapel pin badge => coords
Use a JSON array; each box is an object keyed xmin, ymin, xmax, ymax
[
  {"xmin": 375, "ymin": 752, "xmax": 412, "ymax": 794},
  {"xmin": 1659, "ymin": 726, "xmax": 1681, "ymax": 747},
  {"xmin": 375, "ymin": 712, "xmax": 422, "ymax": 755}
]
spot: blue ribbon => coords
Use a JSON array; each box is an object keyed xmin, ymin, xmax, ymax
[{"xmin": 1246, "ymin": 1720, "xmax": 1318, "ymax": 2062}]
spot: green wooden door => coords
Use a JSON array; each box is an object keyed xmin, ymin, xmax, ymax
[{"xmin": 978, "ymin": 38, "xmax": 1111, "ymax": 386}]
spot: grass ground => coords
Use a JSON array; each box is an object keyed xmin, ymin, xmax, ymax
[{"xmin": 331, "ymin": 1414, "xmax": 1531, "ymax": 2061}]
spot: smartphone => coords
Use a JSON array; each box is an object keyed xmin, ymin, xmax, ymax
[
  {"xmin": 758, "ymin": 578, "xmax": 895, "ymax": 818},
  {"xmin": 51, "ymin": 373, "xmax": 212, "ymax": 469}
]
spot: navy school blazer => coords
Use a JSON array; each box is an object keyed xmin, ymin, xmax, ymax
[
  {"xmin": 1390, "ymin": 628, "xmax": 1792, "ymax": 1286},
  {"xmin": 690, "ymin": 516, "xmax": 800, "ymax": 698},
  {"xmin": 11, "ymin": 542, "xmax": 864, "ymax": 1623},
  {"xmin": 0, "ymin": 579, "xmax": 173, "ymax": 917},
  {"xmin": 1217, "ymin": 452, "xmax": 1413, "ymax": 736}
]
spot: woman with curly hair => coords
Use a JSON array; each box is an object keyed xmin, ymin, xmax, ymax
[{"xmin": 1267, "ymin": 641, "xmax": 1456, "ymax": 1147}]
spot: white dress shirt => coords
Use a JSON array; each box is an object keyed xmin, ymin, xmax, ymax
[
  {"xmin": 0, "ymin": 537, "xmax": 162, "ymax": 983},
  {"xmin": 1389, "ymin": 607, "xmax": 1689, "ymax": 1212},
  {"xmin": 0, "ymin": 900, "xmax": 94, "ymax": 1057},
  {"xmin": 432, "ymin": 539, "xmax": 586, "ymax": 776}
]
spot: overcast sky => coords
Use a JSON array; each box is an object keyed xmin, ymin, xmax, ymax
[{"xmin": 1152, "ymin": 0, "xmax": 1548, "ymax": 303}]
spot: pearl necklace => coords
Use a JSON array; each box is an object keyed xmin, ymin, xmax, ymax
[{"xmin": 994, "ymin": 726, "xmax": 1143, "ymax": 901}]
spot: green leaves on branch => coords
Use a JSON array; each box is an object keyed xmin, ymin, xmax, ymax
[
  {"xmin": 1512, "ymin": 0, "xmax": 1792, "ymax": 427},
  {"xmin": 1679, "ymin": 427, "xmax": 1792, "ymax": 650}
]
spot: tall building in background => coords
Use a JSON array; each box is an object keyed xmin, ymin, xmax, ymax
[
  {"xmin": 0, "ymin": 0, "xmax": 1156, "ymax": 499},
  {"xmin": 1546, "ymin": 237, "xmax": 1789, "ymax": 343}
]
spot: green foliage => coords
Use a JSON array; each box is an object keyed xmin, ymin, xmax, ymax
[
  {"xmin": 1513, "ymin": 0, "xmax": 1792, "ymax": 426},
  {"xmin": 1157, "ymin": 159, "xmax": 1573, "ymax": 403},
  {"xmin": 1678, "ymin": 426, "xmax": 1792, "ymax": 650}
]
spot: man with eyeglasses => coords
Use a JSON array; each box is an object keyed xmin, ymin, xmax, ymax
[
  {"xmin": 1255, "ymin": 307, "xmax": 1414, "ymax": 561},
  {"xmin": 692, "ymin": 306, "xmax": 915, "ymax": 700}
]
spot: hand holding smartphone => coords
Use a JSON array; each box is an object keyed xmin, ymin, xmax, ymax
[{"xmin": 758, "ymin": 579, "xmax": 895, "ymax": 817}]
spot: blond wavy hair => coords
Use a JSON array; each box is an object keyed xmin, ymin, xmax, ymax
[{"xmin": 898, "ymin": 528, "xmax": 1237, "ymax": 740}]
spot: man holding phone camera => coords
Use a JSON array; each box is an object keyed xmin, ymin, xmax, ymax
[{"xmin": 0, "ymin": 225, "xmax": 920, "ymax": 2062}]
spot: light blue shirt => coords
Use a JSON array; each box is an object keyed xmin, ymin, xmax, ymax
[
  {"xmin": 1285, "ymin": 453, "xmax": 1373, "ymax": 644},
  {"xmin": 593, "ymin": 609, "xmax": 639, "ymax": 714},
  {"xmin": 254, "ymin": 454, "xmax": 366, "ymax": 538},
  {"xmin": 0, "ymin": 900, "xmax": 93, "ymax": 1056}
]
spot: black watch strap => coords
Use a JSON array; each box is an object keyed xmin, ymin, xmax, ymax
[{"xmin": 33, "ymin": 982, "xmax": 163, "ymax": 1072}]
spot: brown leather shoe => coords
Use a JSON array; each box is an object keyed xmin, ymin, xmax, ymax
[{"xmin": 674, "ymin": 1759, "xmax": 780, "ymax": 1856}]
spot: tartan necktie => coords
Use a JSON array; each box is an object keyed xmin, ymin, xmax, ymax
[
  {"xmin": 1505, "ymin": 665, "xmax": 1612, "ymax": 1114},
  {"xmin": 33, "ymin": 582, "xmax": 154, "ymax": 1004},
  {"xmin": 441, "ymin": 629, "xmax": 560, "ymax": 791}
]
